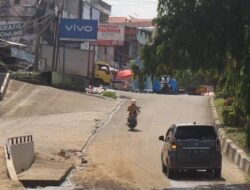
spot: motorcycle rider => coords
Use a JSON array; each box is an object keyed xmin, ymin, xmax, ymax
[{"xmin": 127, "ymin": 99, "xmax": 140, "ymax": 123}]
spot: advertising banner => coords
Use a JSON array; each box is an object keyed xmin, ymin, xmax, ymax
[
  {"xmin": 96, "ymin": 24, "xmax": 125, "ymax": 46},
  {"xmin": 125, "ymin": 26, "xmax": 137, "ymax": 41},
  {"xmin": 11, "ymin": 47, "xmax": 34, "ymax": 64},
  {"xmin": 59, "ymin": 19, "xmax": 98, "ymax": 41},
  {"xmin": 0, "ymin": 23, "xmax": 24, "ymax": 38}
]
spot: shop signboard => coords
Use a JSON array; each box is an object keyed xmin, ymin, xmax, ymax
[
  {"xmin": 11, "ymin": 47, "xmax": 34, "ymax": 64},
  {"xmin": 0, "ymin": 23, "xmax": 24, "ymax": 38},
  {"xmin": 96, "ymin": 24, "xmax": 125, "ymax": 46},
  {"xmin": 59, "ymin": 18, "xmax": 98, "ymax": 41}
]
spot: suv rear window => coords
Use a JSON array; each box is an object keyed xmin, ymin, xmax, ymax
[{"xmin": 175, "ymin": 125, "xmax": 217, "ymax": 140}]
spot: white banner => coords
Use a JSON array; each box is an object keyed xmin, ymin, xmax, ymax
[
  {"xmin": 0, "ymin": 23, "xmax": 24, "ymax": 37},
  {"xmin": 96, "ymin": 24, "xmax": 125, "ymax": 46},
  {"xmin": 11, "ymin": 47, "xmax": 34, "ymax": 64}
]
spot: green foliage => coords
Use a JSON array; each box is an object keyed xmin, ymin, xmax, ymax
[
  {"xmin": 145, "ymin": 0, "xmax": 249, "ymax": 72},
  {"xmin": 102, "ymin": 91, "xmax": 117, "ymax": 99},
  {"xmin": 143, "ymin": 0, "xmax": 250, "ymax": 146},
  {"xmin": 214, "ymin": 98, "xmax": 225, "ymax": 123},
  {"xmin": 10, "ymin": 71, "xmax": 40, "ymax": 79},
  {"xmin": 246, "ymin": 175, "xmax": 250, "ymax": 183},
  {"xmin": 215, "ymin": 88, "xmax": 228, "ymax": 99},
  {"xmin": 224, "ymin": 127, "xmax": 247, "ymax": 152},
  {"xmin": 174, "ymin": 68, "xmax": 218, "ymax": 89},
  {"xmin": 0, "ymin": 61, "xmax": 8, "ymax": 72},
  {"xmin": 131, "ymin": 62, "xmax": 146, "ymax": 92},
  {"xmin": 246, "ymin": 121, "xmax": 250, "ymax": 147},
  {"xmin": 215, "ymin": 97, "xmax": 250, "ymax": 154},
  {"xmin": 238, "ymin": 58, "xmax": 250, "ymax": 116},
  {"xmin": 222, "ymin": 106, "xmax": 236, "ymax": 126},
  {"xmin": 215, "ymin": 73, "xmax": 228, "ymax": 98}
]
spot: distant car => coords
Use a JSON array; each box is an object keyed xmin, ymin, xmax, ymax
[
  {"xmin": 159, "ymin": 123, "xmax": 222, "ymax": 178},
  {"xmin": 187, "ymin": 85, "xmax": 207, "ymax": 95}
]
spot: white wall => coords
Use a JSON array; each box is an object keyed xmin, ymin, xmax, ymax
[
  {"xmin": 40, "ymin": 44, "xmax": 95, "ymax": 77},
  {"xmin": 10, "ymin": 142, "xmax": 34, "ymax": 174}
]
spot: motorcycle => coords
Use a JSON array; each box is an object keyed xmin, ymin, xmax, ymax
[
  {"xmin": 128, "ymin": 114, "xmax": 137, "ymax": 131},
  {"xmin": 127, "ymin": 106, "xmax": 140, "ymax": 131}
]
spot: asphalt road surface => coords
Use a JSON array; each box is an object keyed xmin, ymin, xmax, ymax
[
  {"xmin": 71, "ymin": 91, "xmax": 249, "ymax": 190},
  {"xmin": 0, "ymin": 81, "xmax": 249, "ymax": 190}
]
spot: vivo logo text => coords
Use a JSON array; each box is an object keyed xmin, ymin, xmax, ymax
[
  {"xmin": 59, "ymin": 19, "xmax": 98, "ymax": 41},
  {"xmin": 65, "ymin": 24, "xmax": 93, "ymax": 32}
]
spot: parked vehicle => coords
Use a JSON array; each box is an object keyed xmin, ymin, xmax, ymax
[
  {"xmin": 153, "ymin": 76, "xmax": 179, "ymax": 94},
  {"xmin": 159, "ymin": 123, "xmax": 222, "ymax": 178},
  {"xmin": 187, "ymin": 85, "xmax": 207, "ymax": 95},
  {"xmin": 94, "ymin": 60, "xmax": 112, "ymax": 86},
  {"xmin": 40, "ymin": 45, "xmax": 113, "ymax": 87}
]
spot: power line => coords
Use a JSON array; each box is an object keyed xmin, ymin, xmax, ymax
[
  {"xmin": 24, "ymin": 12, "xmax": 54, "ymax": 26},
  {"xmin": 106, "ymin": 0, "xmax": 157, "ymax": 3},
  {"xmin": 22, "ymin": 4, "xmax": 42, "ymax": 27},
  {"xmin": 106, "ymin": 0, "xmax": 158, "ymax": 6},
  {"xmin": 36, "ymin": 15, "xmax": 56, "ymax": 36},
  {"xmin": 23, "ymin": 13, "xmax": 55, "ymax": 31}
]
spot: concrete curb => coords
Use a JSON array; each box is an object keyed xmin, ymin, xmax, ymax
[
  {"xmin": 210, "ymin": 97, "xmax": 250, "ymax": 175},
  {"xmin": 4, "ymin": 145, "xmax": 18, "ymax": 181},
  {"xmin": 0, "ymin": 72, "xmax": 10, "ymax": 101},
  {"xmin": 6, "ymin": 135, "xmax": 34, "ymax": 174},
  {"xmin": 81, "ymin": 98, "xmax": 126, "ymax": 152},
  {"xmin": 19, "ymin": 164, "xmax": 74, "ymax": 188}
]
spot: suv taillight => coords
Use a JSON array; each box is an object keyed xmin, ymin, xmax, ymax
[{"xmin": 171, "ymin": 140, "xmax": 177, "ymax": 151}]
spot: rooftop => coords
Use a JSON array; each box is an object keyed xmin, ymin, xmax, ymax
[
  {"xmin": 109, "ymin": 16, "xmax": 153, "ymax": 27},
  {"xmin": 0, "ymin": 0, "xmax": 36, "ymax": 17}
]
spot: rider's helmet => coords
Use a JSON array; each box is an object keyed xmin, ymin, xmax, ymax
[{"xmin": 131, "ymin": 99, "xmax": 136, "ymax": 105}]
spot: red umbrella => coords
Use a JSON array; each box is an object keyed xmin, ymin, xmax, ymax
[{"xmin": 116, "ymin": 69, "xmax": 134, "ymax": 79}]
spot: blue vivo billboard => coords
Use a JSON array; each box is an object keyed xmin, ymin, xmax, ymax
[{"xmin": 59, "ymin": 18, "xmax": 98, "ymax": 41}]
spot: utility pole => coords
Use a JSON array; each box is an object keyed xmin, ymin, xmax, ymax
[
  {"xmin": 33, "ymin": 20, "xmax": 40, "ymax": 71},
  {"xmin": 91, "ymin": 45, "xmax": 96, "ymax": 87},
  {"xmin": 33, "ymin": 0, "xmax": 48, "ymax": 71},
  {"xmin": 53, "ymin": 0, "xmax": 64, "ymax": 71},
  {"xmin": 52, "ymin": 16, "xmax": 58, "ymax": 71},
  {"xmin": 79, "ymin": 0, "xmax": 83, "ymax": 19}
]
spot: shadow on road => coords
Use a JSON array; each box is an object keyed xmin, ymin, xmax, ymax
[
  {"xmin": 157, "ymin": 183, "xmax": 250, "ymax": 190},
  {"xmin": 168, "ymin": 171, "xmax": 225, "ymax": 182},
  {"xmin": 128, "ymin": 128, "xmax": 142, "ymax": 132}
]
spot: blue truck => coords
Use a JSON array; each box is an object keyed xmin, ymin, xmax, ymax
[{"xmin": 153, "ymin": 76, "xmax": 179, "ymax": 94}]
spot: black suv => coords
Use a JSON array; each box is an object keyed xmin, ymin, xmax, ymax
[{"xmin": 159, "ymin": 123, "xmax": 222, "ymax": 178}]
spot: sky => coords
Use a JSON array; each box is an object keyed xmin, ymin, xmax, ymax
[{"xmin": 104, "ymin": 0, "xmax": 158, "ymax": 19}]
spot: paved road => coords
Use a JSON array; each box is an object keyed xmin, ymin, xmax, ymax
[
  {"xmin": 71, "ymin": 91, "xmax": 249, "ymax": 190},
  {"xmin": 0, "ymin": 81, "xmax": 249, "ymax": 190},
  {"xmin": 0, "ymin": 80, "xmax": 118, "ymax": 156},
  {"xmin": 0, "ymin": 80, "xmax": 119, "ymax": 189}
]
